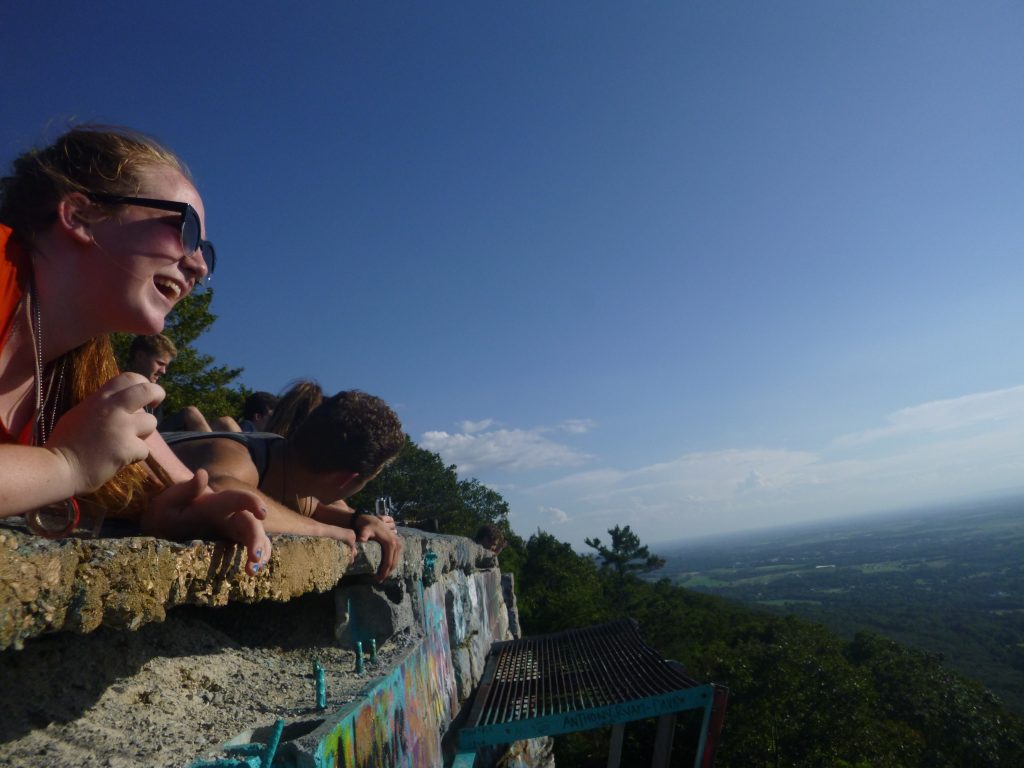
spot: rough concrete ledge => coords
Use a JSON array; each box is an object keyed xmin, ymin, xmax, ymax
[{"xmin": 0, "ymin": 519, "xmax": 497, "ymax": 652}]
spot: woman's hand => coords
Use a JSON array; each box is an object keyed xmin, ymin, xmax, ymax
[
  {"xmin": 47, "ymin": 373, "xmax": 162, "ymax": 494},
  {"xmin": 143, "ymin": 468, "xmax": 272, "ymax": 576}
]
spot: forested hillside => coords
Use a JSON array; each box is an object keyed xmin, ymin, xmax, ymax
[{"xmin": 654, "ymin": 502, "xmax": 1024, "ymax": 716}]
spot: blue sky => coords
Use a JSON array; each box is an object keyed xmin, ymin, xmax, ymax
[{"xmin": 4, "ymin": 2, "xmax": 1024, "ymax": 548}]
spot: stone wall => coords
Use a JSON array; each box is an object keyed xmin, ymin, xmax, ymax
[
  {"xmin": 0, "ymin": 520, "xmax": 368, "ymax": 652},
  {"xmin": 0, "ymin": 519, "xmax": 551, "ymax": 768}
]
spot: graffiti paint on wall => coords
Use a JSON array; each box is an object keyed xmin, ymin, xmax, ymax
[
  {"xmin": 477, "ymin": 570, "xmax": 506, "ymax": 640},
  {"xmin": 448, "ymin": 569, "xmax": 506, "ymax": 649},
  {"xmin": 316, "ymin": 583, "xmax": 458, "ymax": 768},
  {"xmin": 447, "ymin": 570, "xmax": 469, "ymax": 646}
]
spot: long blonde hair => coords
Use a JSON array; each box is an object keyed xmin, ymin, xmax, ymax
[{"xmin": 0, "ymin": 125, "xmax": 193, "ymax": 514}]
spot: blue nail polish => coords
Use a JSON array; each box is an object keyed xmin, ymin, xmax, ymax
[
  {"xmin": 252, "ymin": 563, "xmax": 261, "ymax": 573},
  {"xmin": 255, "ymin": 549, "xmax": 263, "ymax": 559}
]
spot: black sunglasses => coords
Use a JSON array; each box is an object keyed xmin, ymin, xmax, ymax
[{"xmin": 87, "ymin": 193, "xmax": 216, "ymax": 280}]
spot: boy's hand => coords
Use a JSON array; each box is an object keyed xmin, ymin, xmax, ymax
[{"xmin": 354, "ymin": 515, "xmax": 403, "ymax": 581}]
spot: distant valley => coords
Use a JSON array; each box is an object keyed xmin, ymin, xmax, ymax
[{"xmin": 650, "ymin": 497, "xmax": 1024, "ymax": 713}]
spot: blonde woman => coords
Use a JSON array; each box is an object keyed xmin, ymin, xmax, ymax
[{"xmin": 0, "ymin": 126, "xmax": 270, "ymax": 574}]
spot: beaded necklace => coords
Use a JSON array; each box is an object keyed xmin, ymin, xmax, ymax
[
  {"xmin": 24, "ymin": 282, "xmax": 79, "ymax": 538},
  {"xmin": 30, "ymin": 282, "xmax": 67, "ymax": 446}
]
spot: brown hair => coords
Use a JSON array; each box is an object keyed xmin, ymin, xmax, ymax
[
  {"xmin": 241, "ymin": 391, "xmax": 278, "ymax": 421},
  {"xmin": 128, "ymin": 333, "xmax": 177, "ymax": 362},
  {"xmin": 67, "ymin": 337, "xmax": 157, "ymax": 514},
  {"xmin": 268, "ymin": 381, "xmax": 404, "ymax": 477},
  {"xmin": 0, "ymin": 126, "xmax": 192, "ymax": 515},
  {"xmin": 264, "ymin": 380, "xmax": 324, "ymax": 440},
  {"xmin": 475, "ymin": 523, "xmax": 508, "ymax": 553}
]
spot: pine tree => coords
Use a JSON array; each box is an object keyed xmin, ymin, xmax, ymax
[{"xmin": 584, "ymin": 524, "xmax": 666, "ymax": 579}]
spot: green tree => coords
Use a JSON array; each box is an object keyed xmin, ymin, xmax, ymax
[
  {"xmin": 516, "ymin": 531, "xmax": 608, "ymax": 634},
  {"xmin": 584, "ymin": 525, "xmax": 666, "ymax": 579},
  {"xmin": 349, "ymin": 437, "xmax": 463, "ymax": 526},
  {"xmin": 457, "ymin": 477, "xmax": 510, "ymax": 529},
  {"xmin": 112, "ymin": 291, "xmax": 246, "ymax": 419},
  {"xmin": 349, "ymin": 437, "xmax": 515, "ymax": 540}
]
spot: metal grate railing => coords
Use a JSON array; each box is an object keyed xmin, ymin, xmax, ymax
[{"xmin": 472, "ymin": 619, "xmax": 701, "ymax": 726}]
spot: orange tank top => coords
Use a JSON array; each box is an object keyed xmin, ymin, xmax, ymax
[{"xmin": 0, "ymin": 225, "xmax": 34, "ymax": 444}]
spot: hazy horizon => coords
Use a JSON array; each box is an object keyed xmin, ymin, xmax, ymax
[{"xmin": 648, "ymin": 488, "xmax": 1024, "ymax": 557}]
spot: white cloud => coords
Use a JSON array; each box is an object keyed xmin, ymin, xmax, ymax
[
  {"xmin": 540, "ymin": 505, "xmax": 570, "ymax": 524},
  {"xmin": 559, "ymin": 419, "xmax": 596, "ymax": 434},
  {"xmin": 510, "ymin": 384, "xmax": 1024, "ymax": 546},
  {"xmin": 532, "ymin": 448, "xmax": 818, "ymax": 503},
  {"xmin": 737, "ymin": 470, "xmax": 768, "ymax": 492},
  {"xmin": 420, "ymin": 426, "xmax": 590, "ymax": 474},
  {"xmin": 428, "ymin": 386, "xmax": 1024, "ymax": 547},
  {"xmin": 832, "ymin": 385, "xmax": 1024, "ymax": 448}
]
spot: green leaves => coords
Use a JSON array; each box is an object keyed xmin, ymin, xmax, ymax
[{"xmin": 516, "ymin": 531, "xmax": 607, "ymax": 634}]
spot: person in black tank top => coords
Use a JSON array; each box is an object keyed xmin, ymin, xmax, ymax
[
  {"xmin": 163, "ymin": 431, "xmax": 282, "ymax": 485},
  {"xmin": 168, "ymin": 387, "xmax": 405, "ymax": 581}
]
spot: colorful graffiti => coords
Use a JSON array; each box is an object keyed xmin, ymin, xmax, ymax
[{"xmin": 316, "ymin": 583, "xmax": 458, "ymax": 768}]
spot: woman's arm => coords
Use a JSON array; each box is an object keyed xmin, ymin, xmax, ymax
[
  {"xmin": 0, "ymin": 444, "xmax": 83, "ymax": 516},
  {"xmin": 0, "ymin": 374, "xmax": 160, "ymax": 517}
]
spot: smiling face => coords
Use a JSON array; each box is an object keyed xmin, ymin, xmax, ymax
[{"xmin": 84, "ymin": 165, "xmax": 210, "ymax": 334}]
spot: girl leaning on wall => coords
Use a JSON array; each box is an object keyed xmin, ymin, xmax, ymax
[{"xmin": 0, "ymin": 125, "xmax": 270, "ymax": 574}]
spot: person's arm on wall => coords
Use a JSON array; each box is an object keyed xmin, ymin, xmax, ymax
[
  {"xmin": 311, "ymin": 502, "xmax": 402, "ymax": 581},
  {"xmin": 141, "ymin": 431, "xmax": 272, "ymax": 576},
  {"xmin": 170, "ymin": 437, "xmax": 358, "ymax": 550}
]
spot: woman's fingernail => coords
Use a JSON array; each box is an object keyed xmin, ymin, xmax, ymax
[
  {"xmin": 253, "ymin": 563, "xmax": 262, "ymax": 573},
  {"xmin": 261, "ymin": 506, "xmax": 268, "ymax": 515},
  {"xmin": 255, "ymin": 549, "xmax": 263, "ymax": 559}
]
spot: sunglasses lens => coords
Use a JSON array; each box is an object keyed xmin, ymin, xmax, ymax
[
  {"xmin": 200, "ymin": 242, "xmax": 216, "ymax": 277},
  {"xmin": 181, "ymin": 206, "xmax": 202, "ymax": 255}
]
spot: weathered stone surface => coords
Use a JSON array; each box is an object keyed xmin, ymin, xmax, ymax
[
  {"xmin": 503, "ymin": 572, "xmax": 521, "ymax": 638},
  {"xmin": 333, "ymin": 579, "xmax": 416, "ymax": 647},
  {"xmin": 0, "ymin": 519, "xmax": 361, "ymax": 651},
  {"xmin": 478, "ymin": 737, "xmax": 556, "ymax": 768},
  {"xmin": 0, "ymin": 520, "xmax": 512, "ymax": 653},
  {"xmin": 0, "ymin": 519, "xmax": 533, "ymax": 768}
]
